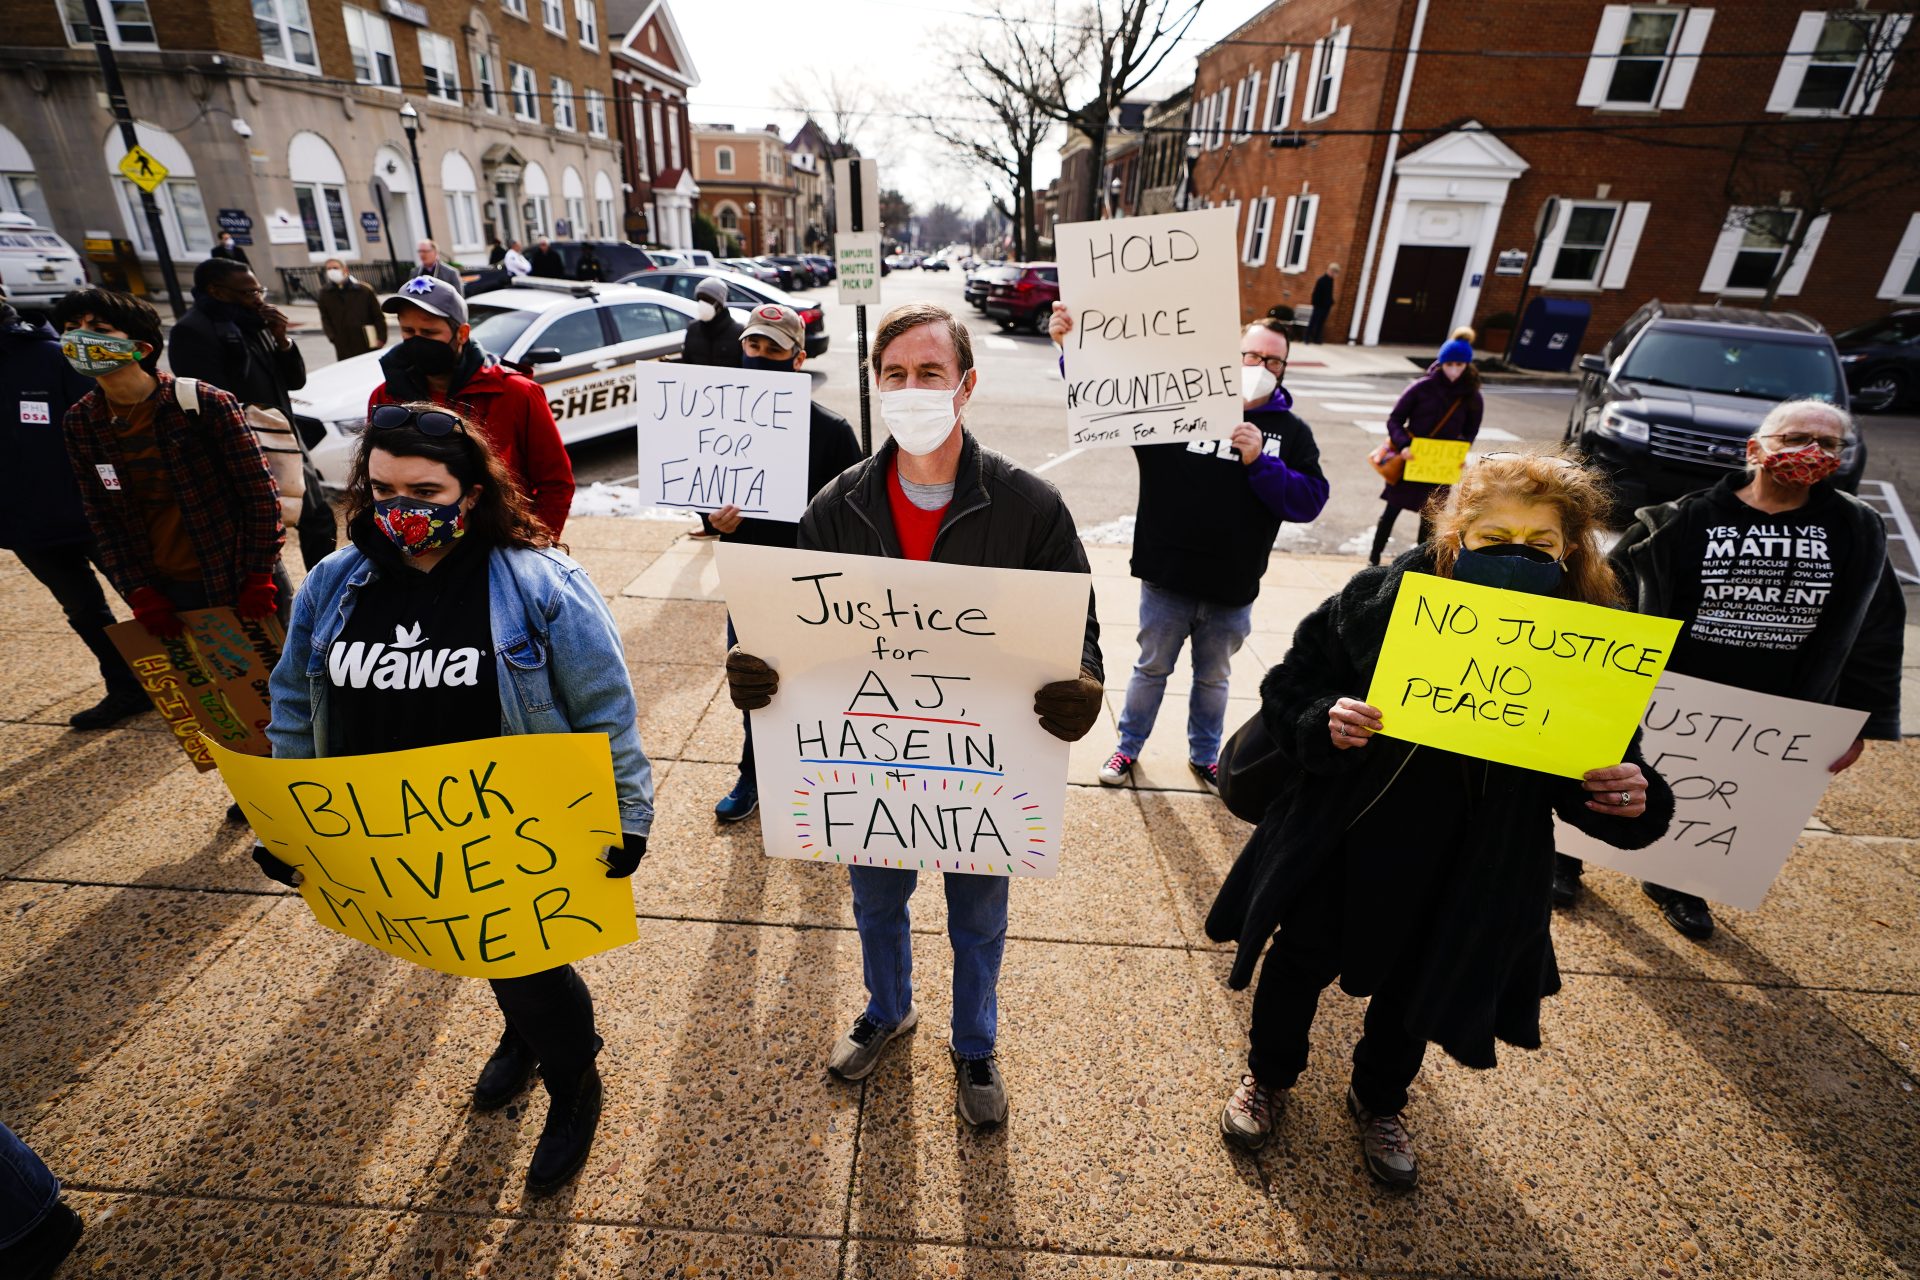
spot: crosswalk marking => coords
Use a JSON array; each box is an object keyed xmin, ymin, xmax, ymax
[{"xmin": 1316, "ymin": 400, "xmax": 1404, "ymax": 414}]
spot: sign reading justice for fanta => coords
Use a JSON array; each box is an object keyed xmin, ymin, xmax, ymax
[
  {"xmin": 206, "ymin": 734, "xmax": 636, "ymax": 979},
  {"xmin": 1363, "ymin": 573, "xmax": 1682, "ymax": 778}
]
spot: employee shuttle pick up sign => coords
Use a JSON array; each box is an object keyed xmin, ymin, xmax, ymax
[
  {"xmin": 1054, "ymin": 207, "xmax": 1243, "ymax": 450},
  {"xmin": 1364, "ymin": 573, "xmax": 1682, "ymax": 778},
  {"xmin": 717, "ymin": 544, "xmax": 1090, "ymax": 879}
]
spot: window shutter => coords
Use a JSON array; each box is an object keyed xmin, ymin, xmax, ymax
[
  {"xmin": 1777, "ymin": 212, "xmax": 1828, "ymax": 295},
  {"xmin": 1877, "ymin": 214, "xmax": 1920, "ymax": 299},
  {"xmin": 1242, "ymin": 200, "xmax": 1259, "ymax": 261},
  {"xmin": 1578, "ymin": 6, "xmax": 1633, "ymax": 107},
  {"xmin": 1530, "ymin": 201, "xmax": 1573, "ymax": 285},
  {"xmin": 1699, "ymin": 211, "xmax": 1748, "ymax": 292},
  {"xmin": 1263, "ymin": 61, "xmax": 1281, "ymax": 129},
  {"xmin": 1863, "ymin": 14, "xmax": 1912, "ymax": 115},
  {"xmin": 1277, "ymin": 196, "xmax": 1298, "ymax": 270},
  {"xmin": 1277, "ymin": 52, "xmax": 1299, "ymax": 129},
  {"xmin": 1766, "ymin": 12, "xmax": 1827, "ymax": 113},
  {"xmin": 1324, "ymin": 27, "xmax": 1351, "ymax": 115},
  {"xmin": 1601, "ymin": 201, "xmax": 1651, "ymax": 288},
  {"xmin": 1658, "ymin": 8, "xmax": 1715, "ymax": 108},
  {"xmin": 1231, "ymin": 80, "xmax": 1245, "ymax": 139},
  {"xmin": 1245, "ymin": 70, "xmax": 1261, "ymax": 135},
  {"xmin": 1304, "ymin": 40, "xmax": 1327, "ymax": 118}
]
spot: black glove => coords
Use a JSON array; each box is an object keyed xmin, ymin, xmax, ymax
[
  {"xmin": 251, "ymin": 843, "xmax": 301, "ymax": 888},
  {"xmin": 604, "ymin": 832, "xmax": 647, "ymax": 878},
  {"xmin": 725, "ymin": 647, "xmax": 779, "ymax": 710},
  {"xmin": 1034, "ymin": 671, "xmax": 1106, "ymax": 742}
]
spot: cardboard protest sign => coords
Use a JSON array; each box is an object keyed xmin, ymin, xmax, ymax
[
  {"xmin": 1404, "ymin": 438, "xmax": 1470, "ymax": 485},
  {"xmin": 207, "ymin": 733, "xmax": 635, "ymax": 979},
  {"xmin": 1555, "ymin": 672, "xmax": 1865, "ymax": 909},
  {"xmin": 634, "ymin": 363, "xmax": 812, "ymax": 521},
  {"xmin": 180, "ymin": 608, "xmax": 283, "ymax": 741},
  {"xmin": 1363, "ymin": 573, "xmax": 1682, "ymax": 778},
  {"xmin": 717, "ymin": 543, "xmax": 1089, "ymax": 878},
  {"xmin": 1054, "ymin": 207, "xmax": 1242, "ymax": 450},
  {"xmin": 107, "ymin": 619, "xmax": 261, "ymax": 770}
]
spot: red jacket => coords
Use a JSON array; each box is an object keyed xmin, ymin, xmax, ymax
[{"xmin": 368, "ymin": 359, "xmax": 575, "ymax": 536}]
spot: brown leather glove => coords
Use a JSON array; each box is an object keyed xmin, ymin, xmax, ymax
[
  {"xmin": 1034, "ymin": 670, "xmax": 1105, "ymax": 742},
  {"xmin": 726, "ymin": 647, "xmax": 779, "ymax": 710}
]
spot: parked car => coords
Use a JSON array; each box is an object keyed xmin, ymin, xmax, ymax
[
  {"xmin": 0, "ymin": 212, "xmax": 88, "ymax": 310},
  {"xmin": 679, "ymin": 249, "xmax": 716, "ymax": 268},
  {"xmin": 965, "ymin": 265, "xmax": 1017, "ymax": 310},
  {"xmin": 619, "ymin": 265, "xmax": 830, "ymax": 357},
  {"xmin": 922, "ymin": 257, "xmax": 950, "ymax": 272},
  {"xmin": 751, "ymin": 257, "xmax": 798, "ymax": 291},
  {"xmin": 802, "ymin": 253, "xmax": 836, "ymax": 283},
  {"xmin": 648, "ymin": 249, "xmax": 690, "ymax": 268},
  {"xmin": 722, "ymin": 257, "xmax": 781, "ymax": 285},
  {"xmin": 1835, "ymin": 309, "xmax": 1920, "ymax": 413},
  {"xmin": 458, "ymin": 239, "xmax": 657, "ymax": 295},
  {"xmin": 288, "ymin": 280, "xmax": 732, "ymax": 487},
  {"xmin": 983, "ymin": 262, "xmax": 1059, "ymax": 332},
  {"xmin": 766, "ymin": 254, "xmax": 819, "ymax": 288},
  {"xmin": 1565, "ymin": 300, "xmax": 1861, "ymax": 512}
]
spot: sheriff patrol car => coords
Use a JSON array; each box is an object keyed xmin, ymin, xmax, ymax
[{"xmin": 290, "ymin": 279, "xmax": 741, "ymax": 488}]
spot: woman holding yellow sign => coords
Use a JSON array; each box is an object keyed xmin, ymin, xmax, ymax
[
  {"xmin": 1207, "ymin": 453, "xmax": 1673, "ymax": 1191},
  {"xmin": 1367, "ymin": 327, "xmax": 1485, "ymax": 565},
  {"xmin": 255, "ymin": 405, "xmax": 654, "ymax": 1198}
]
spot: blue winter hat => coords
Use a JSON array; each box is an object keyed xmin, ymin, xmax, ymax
[{"xmin": 1437, "ymin": 335, "xmax": 1474, "ymax": 364}]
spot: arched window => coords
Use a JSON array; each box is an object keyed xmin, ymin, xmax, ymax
[
  {"xmin": 592, "ymin": 171, "xmax": 616, "ymax": 239},
  {"xmin": 288, "ymin": 131, "xmax": 356, "ymax": 258},
  {"xmin": 715, "ymin": 203, "xmax": 739, "ymax": 231},
  {"xmin": 561, "ymin": 167, "xmax": 586, "ymax": 239},
  {"xmin": 523, "ymin": 161, "xmax": 551, "ymax": 237},
  {"xmin": 441, "ymin": 150, "xmax": 482, "ymax": 252},
  {"xmin": 102, "ymin": 123, "xmax": 211, "ymax": 257}
]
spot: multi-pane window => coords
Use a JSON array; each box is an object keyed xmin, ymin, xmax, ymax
[
  {"xmin": 1797, "ymin": 16, "xmax": 1870, "ymax": 111},
  {"xmin": 596, "ymin": 195, "xmax": 616, "ymax": 238},
  {"xmin": 540, "ymin": 0, "xmax": 565, "ymax": 35},
  {"xmin": 1726, "ymin": 210, "xmax": 1797, "ymax": 290},
  {"xmin": 1242, "ymin": 197, "xmax": 1274, "ymax": 266},
  {"xmin": 342, "ymin": 6, "xmax": 399, "ymax": 88},
  {"xmin": 584, "ymin": 89, "xmax": 608, "ymax": 138},
  {"xmin": 510, "ymin": 63, "xmax": 539, "ymax": 121},
  {"xmin": 574, "ymin": 0, "xmax": 597, "ymax": 46},
  {"xmin": 1303, "ymin": 28, "xmax": 1349, "ymax": 121},
  {"xmin": 1769, "ymin": 11, "xmax": 1910, "ymax": 116},
  {"xmin": 500, "ymin": 0, "xmax": 526, "ymax": 15},
  {"xmin": 552, "ymin": 77, "xmax": 576, "ymax": 131},
  {"xmin": 445, "ymin": 191, "xmax": 480, "ymax": 249},
  {"xmin": 61, "ymin": 0, "xmax": 156, "ymax": 47},
  {"xmin": 716, "ymin": 147, "xmax": 735, "ymax": 174},
  {"xmin": 1607, "ymin": 10, "xmax": 1680, "ymax": 104},
  {"xmin": 115, "ymin": 179, "xmax": 212, "ymax": 255},
  {"xmin": 253, "ymin": 0, "xmax": 318, "ymax": 70},
  {"xmin": 476, "ymin": 50, "xmax": 500, "ymax": 112},
  {"xmin": 1280, "ymin": 195, "xmax": 1318, "ymax": 271},
  {"xmin": 1554, "ymin": 205, "xmax": 1620, "ymax": 283},
  {"xmin": 295, "ymin": 182, "xmax": 354, "ymax": 256},
  {"xmin": 418, "ymin": 31, "xmax": 461, "ymax": 103}
]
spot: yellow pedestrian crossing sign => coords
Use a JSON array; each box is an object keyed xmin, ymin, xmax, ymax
[{"xmin": 118, "ymin": 145, "xmax": 168, "ymax": 193}]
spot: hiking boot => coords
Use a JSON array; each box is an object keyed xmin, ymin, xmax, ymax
[
  {"xmin": 1347, "ymin": 1085, "xmax": 1418, "ymax": 1190},
  {"xmin": 953, "ymin": 1050, "xmax": 1008, "ymax": 1127},
  {"xmin": 69, "ymin": 689, "xmax": 151, "ymax": 730},
  {"xmin": 1220, "ymin": 1072, "xmax": 1281, "ymax": 1150},
  {"xmin": 1189, "ymin": 759, "xmax": 1220, "ymax": 795},
  {"xmin": 0, "ymin": 1199, "xmax": 83, "ymax": 1280},
  {"xmin": 1644, "ymin": 882, "xmax": 1714, "ymax": 941},
  {"xmin": 714, "ymin": 775, "xmax": 759, "ymax": 823},
  {"xmin": 1551, "ymin": 853, "xmax": 1584, "ymax": 909},
  {"xmin": 526, "ymin": 1062, "xmax": 603, "ymax": 1197},
  {"xmin": 1097, "ymin": 749, "xmax": 1135, "ymax": 786},
  {"xmin": 827, "ymin": 1006, "xmax": 918, "ymax": 1080},
  {"xmin": 472, "ymin": 1025, "xmax": 539, "ymax": 1111}
]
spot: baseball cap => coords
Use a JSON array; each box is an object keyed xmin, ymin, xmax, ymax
[
  {"xmin": 740, "ymin": 303, "xmax": 804, "ymax": 354},
  {"xmin": 382, "ymin": 274, "xmax": 468, "ymax": 328}
]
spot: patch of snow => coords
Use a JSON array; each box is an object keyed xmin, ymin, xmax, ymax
[{"xmin": 570, "ymin": 482, "xmax": 685, "ymax": 522}]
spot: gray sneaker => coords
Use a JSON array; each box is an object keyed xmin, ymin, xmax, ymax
[
  {"xmin": 827, "ymin": 1006, "xmax": 918, "ymax": 1080},
  {"xmin": 1347, "ymin": 1085, "xmax": 1418, "ymax": 1190},
  {"xmin": 1219, "ymin": 1072, "xmax": 1282, "ymax": 1150},
  {"xmin": 952, "ymin": 1050, "xmax": 1008, "ymax": 1127}
]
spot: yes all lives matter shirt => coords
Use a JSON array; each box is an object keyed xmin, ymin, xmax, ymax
[{"xmin": 1668, "ymin": 483, "xmax": 1851, "ymax": 696}]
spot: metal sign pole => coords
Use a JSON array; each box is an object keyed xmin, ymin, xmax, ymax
[
  {"xmin": 83, "ymin": 0, "xmax": 184, "ymax": 318},
  {"xmin": 849, "ymin": 158, "xmax": 873, "ymax": 456}
]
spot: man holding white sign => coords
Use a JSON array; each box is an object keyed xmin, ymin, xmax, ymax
[
  {"xmin": 1555, "ymin": 398, "xmax": 1906, "ymax": 937},
  {"xmin": 723, "ymin": 302, "xmax": 1104, "ymax": 1128}
]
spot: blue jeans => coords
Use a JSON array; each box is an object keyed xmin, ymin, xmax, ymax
[
  {"xmin": 847, "ymin": 867, "xmax": 1010, "ymax": 1059},
  {"xmin": 0, "ymin": 1121, "xmax": 59, "ymax": 1249},
  {"xmin": 1116, "ymin": 582, "xmax": 1254, "ymax": 766}
]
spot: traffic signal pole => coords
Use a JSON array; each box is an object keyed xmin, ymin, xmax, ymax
[{"xmin": 83, "ymin": 0, "xmax": 185, "ymax": 318}]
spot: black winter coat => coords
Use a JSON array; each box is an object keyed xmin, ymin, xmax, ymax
[
  {"xmin": 798, "ymin": 429, "xmax": 1103, "ymax": 681},
  {"xmin": 680, "ymin": 312, "xmax": 746, "ymax": 368},
  {"xmin": 0, "ymin": 316, "xmax": 96, "ymax": 550},
  {"xmin": 166, "ymin": 298, "xmax": 306, "ymax": 427},
  {"xmin": 1205, "ymin": 546, "xmax": 1674, "ymax": 1069}
]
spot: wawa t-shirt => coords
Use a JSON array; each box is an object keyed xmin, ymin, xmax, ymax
[{"xmin": 327, "ymin": 528, "xmax": 499, "ymax": 755}]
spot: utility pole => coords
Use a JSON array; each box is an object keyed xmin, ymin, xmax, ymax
[{"xmin": 83, "ymin": 0, "xmax": 184, "ymax": 317}]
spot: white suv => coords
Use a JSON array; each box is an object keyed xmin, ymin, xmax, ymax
[
  {"xmin": 0, "ymin": 213, "xmax": 87, "ymax": 310},
  {"xmin": 289, "ymin": 279, "xmax": 734, "ymax": 487}
]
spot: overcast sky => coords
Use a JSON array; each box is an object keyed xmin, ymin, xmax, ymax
[{"xmin": 671, "ymin": 0, "xmax": 1269, "ymax": 213}]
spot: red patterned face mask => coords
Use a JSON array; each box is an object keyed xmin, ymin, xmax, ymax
[
  {"xmin": 373, "ymin": 496, "xmax": 467, "ymax": 556},
  {"xmin": 1756, "ymin": 441, "xmax": 1843, "ymax": 487}
]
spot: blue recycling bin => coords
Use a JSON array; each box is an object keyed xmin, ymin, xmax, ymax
[{"xmin": 1510, "ymin": 297, "xmax": 1591, "ymax": 372}]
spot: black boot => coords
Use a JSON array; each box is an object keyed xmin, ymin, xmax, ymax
[
  {"xmin": 1551, "ymin": 853, "xmax": 1584, "ymax": 909},
  {"xmin": 69, "ymin": 688, "xmax": 152, "ymax": 730},
  {"xmin": 472, "ymin": 1024, "xmax": 539, "ymax": 1111},
  {"xmin": 1643, "ymin": 881, "xmax": 1715, "ymax": 941},
  {"xmin": 0, "ymin": 1200, "xmax": 83, "ymax": 1280},
  {"xmin": 526, "ymin": 1062, "xmax": 603, "ymax": 1197}
]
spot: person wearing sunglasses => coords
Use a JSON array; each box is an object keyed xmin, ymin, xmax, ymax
[
  {"xmin": 254, "ymin": 403, "xmax": 655, "ymax": 1198},
  {"xmin": 1564, "ymin": 399, "xmax": 1903, "ymax": 937},
  {"xmin": 1048, "ymin": 304, "xmax": 1329, "ymax": 795},
  {"xmin": 1207, "ymin": 452, "xmax": 1673, "ymax": 1190}
]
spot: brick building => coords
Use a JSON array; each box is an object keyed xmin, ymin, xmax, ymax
[
  {"xmin": 607, "ymin": 0, "xmax": 697, "ymax": 249},
  {"xmin": 2, "ymin": 0, "xmax": 624, "ymax": 300},
  {"xmin": 690, "ymin": 123, "xmax": 797, "ymax": 255},
  {"xmin": 1185, "ymin": 1, "xmax": 1920, "ymax": 348}
]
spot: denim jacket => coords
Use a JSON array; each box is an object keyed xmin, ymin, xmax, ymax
[{"xmin": 267, "ymin": 542, "xmax": 654, "ymax": 835}]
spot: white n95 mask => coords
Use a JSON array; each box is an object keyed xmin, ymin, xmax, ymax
[
  {"xmin": 694, "ymin": 300, "xmax": 716, "ymax": 323},
  {"xmin": 879, "ymin": 387, "xmax": 960, "ymax": 456},
  {"xmin": 1241, "ymin": 363, "xmax": 1278, "ymax": 403}
]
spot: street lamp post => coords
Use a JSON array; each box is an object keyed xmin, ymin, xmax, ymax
[
  {"xmin": 399, "ymin": 101, "xmax": 434, "ymax": 242},
  {"xmin": 1108, "ymin": 176, "xmax": 1123, "ymax": 218},
  {"xmin": 746, "ymin": 200, "xmax": 758, "ymax": 255}
]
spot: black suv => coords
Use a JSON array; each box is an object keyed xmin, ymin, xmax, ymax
[
  {"xmin": 458, "ymin": 240, "xmax": 657, "ymax": 295},
  {"xmin": 1835, "ymin": 309, "xmax": 1920, "ymax": 413},
  {"xmin": 1566, "ymin": 301, "xmax": 1861, "ymax": 511}
]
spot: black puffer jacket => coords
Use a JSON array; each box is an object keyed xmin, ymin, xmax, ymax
[
  {"xmin": 680, "ymin": 311, "xmax": 746, "ymax": 368},
  {"xmin": 0, "ymin": 313, "xmax": 95, "ymax": 550},
  {"xmin": 1205, "ymin": 545, "xmax": 1673, "ymax": 1069},
  {"xmin": 797, "ymin": 429, "xmax": 1103, "ymax": 680}
]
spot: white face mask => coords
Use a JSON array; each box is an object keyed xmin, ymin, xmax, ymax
[
  {"xmin": 1241, "ymin": 363, "xmax": 1278, "ymax": 403},
  {"xmin": 694, "ymin": 300, "xmax": 717, "ymax": 323},
  {"xmin": 325, "ymin": 268, "xmax": 346, "ymax": 285},
  {"xmin": 879, "ymin": 386, "xmax": 961, "ymax": 456}
]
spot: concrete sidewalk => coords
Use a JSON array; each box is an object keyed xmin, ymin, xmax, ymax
[{"xmin": 2, "ymin": 521, "xmax": 1916, "ymax": 1279}]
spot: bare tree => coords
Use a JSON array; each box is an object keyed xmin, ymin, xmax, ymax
[
  {"xmin": 975, "ymin": 0, "xmax": 1205, "ymax": 225},
  {"xmin": 776, "ymin": 69, "xmax": 882, "ymax": 160}
]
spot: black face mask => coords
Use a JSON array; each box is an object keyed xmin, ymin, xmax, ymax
[
  {"xmin": 398, "ymin": 334, "xmax": 459, "ymax": 376},
  {"xmin": 741, "ymin": 354, "xmax": 795, "ymax": 373},
  {"xmin": 1452, "ymin": 540, "xmax": 1566, "ymax": 596}
]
